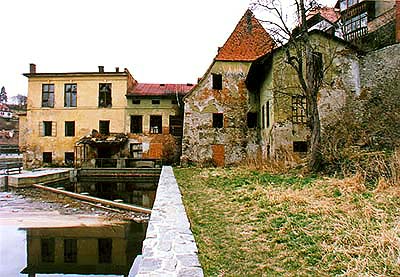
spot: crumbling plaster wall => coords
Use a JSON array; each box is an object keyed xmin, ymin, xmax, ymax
[
  {"xmin": 258, "ymin": 34, "xmax": 360, "ymax": 160},
  {"xmin": 181, "ymin": 61, "xmax": 259, "ymax": 166}
]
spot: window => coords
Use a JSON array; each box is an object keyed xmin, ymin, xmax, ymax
[
  {"xmin": 64, "ymin": 83, "xmax": 77, "ymax": 107},
  {"xmin": 292, "ymin": 95, "xmax": 307, "ymax": 124},
  {"xmin": 247, "ymin": 112, "xmax": 258, "ymax": 128},
  {"xmin": 42, "ymin": 84, "xmax": 54, "ymax": 108},
  {"xmin": 130, "ymin": 115, "xmax": 142, "ymax": 133},
  {"xmin": 150, "ymin": 115, "xmax": 162, "ymax": 134},
  {"xmin": 262, "ymin": 105, "xmax": 265, "ymax": 129},
  {"xmin": 171, "ymin": 99, "xmax": 178, "ymax": 105},
  {"xmin": 293, "ymin": 141, "xmax": 308, "ymax": 153},
  {"xmin": 98, "ymin": 83, "xmax": 112, "ymax": 107},
  {"xmin": 312, "ymin": 52, "xmax": 323, "ymax": 81},
  {"xmin": 65, "ymin": 121, "xmax": 75, "ymax": 137},
  {"xmin": 340, "ymin": 0, "xmax": 359, "ymax": 11},
  {"xmin": 132, "ymin": 99, "xmax": 141, "ymax": 105},
  {"xmin": 213, "ymin": 113, "xmax": 223, "ymax": 128},
  {"xmin": 343, "ymin": 12, "xmax": 368, "ymax": 40},
  {"xmin": 43, "ymin": 152, "xmax": 52, "ymax": 163},
  {"xmin": 41, "ymin": 238, "xmax": 55, "ymax": 263},
  {"xmin": 65, "ymin": 152, "xmax": 74, "ymax": 165},
  {"xmin": 152, "ymin": 99, "xmax": 160, "ymax": 105},
  {"xmin": 98, "ymin": 238, "xmax": 112, "ymax": 264},
  {"xmin": 169, "ymin": 115, "xmax": 183, "ymax": 136},
  {"xmin": 212, "ymin": 73, "xmax": 222, "ymax": 90},
  {"xmin": 130, "ymin": 143, "xmax": 142, "ymax": 159},
  {"xmin": 266, "ymin": 101, "xmax": 270, "ymax": 128},
  {"xmin": 43, "ymin": 121, "xmax": 53, "ymax": 136},
  {"xmin": 99, "ymin": 120, "xmax": 110, "ymax": 135},
  {"xmin": 64, "ymin": 239, "xmax": 77, "ymax": 263}
]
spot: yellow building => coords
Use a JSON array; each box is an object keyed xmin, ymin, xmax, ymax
[
  {"xmin": 20, "ymin": 64, "xmax": 134, "ymax": 168},
  {"xmin": 19, "ymin": 64, "xmax": 191, "ymax": 168}
]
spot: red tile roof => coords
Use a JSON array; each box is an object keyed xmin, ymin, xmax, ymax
[
  {"xmin": 307, "ymin": 6, "xmax": 340, "ymax": 23},
  {"xmin": 127, "ymin": 83, "xmax": 195, "ymax": 97},
  {"xmin": 215, "ymin": 9, "xmax": 275, "ymax": 61}
]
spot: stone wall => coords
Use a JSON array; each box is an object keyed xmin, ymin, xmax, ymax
[
  {"xmin": 360, "ymin": 43, "xmax": 400, "ymax": 92},
  {"xmin": 135, "ymin": 166, "xmax": 203, "ymax": 277},
  {"xmin": 181, "ymin": 61, "xmax": 259, "ymax": 166}
]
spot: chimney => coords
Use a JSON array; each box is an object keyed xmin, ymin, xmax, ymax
[
  {"xmin": 29, "ymin": 63, "xmax": 36, "ymax": 74},
  {"xmin": 115, "ymin": 67, "xmax": 120, "ymax": 73},
  {"xmin": 98, "ymin": 66, "xmax": 104, "ymax": 73}
]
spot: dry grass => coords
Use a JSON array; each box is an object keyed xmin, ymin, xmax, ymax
[{"xmin": 175, "ymin": 167, "xmax": 400, "ymax": 276}]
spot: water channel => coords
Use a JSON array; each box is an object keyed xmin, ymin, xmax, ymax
[{"xmin": 0, "ymin": 169, "xmax": 160, "ymax": 276}]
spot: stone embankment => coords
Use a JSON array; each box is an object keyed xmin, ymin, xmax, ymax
[{"xmin": 135, "ymin": 166, "xmax": 203, "ymax": 277}]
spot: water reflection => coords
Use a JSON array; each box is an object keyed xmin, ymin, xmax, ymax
[
  {"xmin": 58, "ymin": 181, "xmax": 156, "ymax": 209},
  {"xmin": 19, "ymin": 222, "xmax": 147, "ymax": 276}
]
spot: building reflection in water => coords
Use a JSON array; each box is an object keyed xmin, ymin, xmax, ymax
[{"xmin": 20, "ymin": 222, "xmax": 147, "ymax": 276}]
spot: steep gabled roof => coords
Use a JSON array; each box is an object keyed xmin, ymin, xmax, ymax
[{"xmin": 215, "ymin": 9, "xmax": 275, "ymax": 61}]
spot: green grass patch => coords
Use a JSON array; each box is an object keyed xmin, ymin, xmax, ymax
[{"xmin": 174, "ymin": 167, "xmax": 400, "ymax": 276}]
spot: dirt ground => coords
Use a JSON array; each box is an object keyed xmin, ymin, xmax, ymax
[{"xmin": 0, "ymin": 188, "xmax": 149, "ymax": 228}]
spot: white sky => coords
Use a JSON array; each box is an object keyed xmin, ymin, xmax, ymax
[{"xmin": 0, "ymin": 0, "xmax": 337, "ymax": 98}]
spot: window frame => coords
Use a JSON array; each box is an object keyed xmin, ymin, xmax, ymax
[
  {"xmin": 151, "ymin": 99, "xmax": 161, "ymax": 105},
  {"xmin": 98, "ymin": 83, "xmax": 112, "ymax": 108},
  {"xmin": 64, "ymin": 83, "xmax": 77, "ymax": 107},
  {"xmin": 64, "ymin": 239, "xmax": 78, "ymax": 263},
  {"xmin": 292, "ymin": 95, "xmax": 307, "ymax": 124},
  {"xmin": 65, "ymin": 121, "xmax": 75, "ymax": 137},
  {"xmin": 43, "ymin": 121, "xmax": 53, "ymax": 136},
  {"xmin": 65, "ymin": 152, "xmax": 74, "ymax": 165},
  {"xmin": 130, "ymin": 115, "xmax": 143, "ymax": 134},
  {"xmin": 42, "ymin": 84, "xmax": 54, "ymax": 108},
  {"xmin": 99, "ymin": 120, "xmax": 110, "ymax": 135},
  {"xmin": 43, "ymin": 152, "xmax": 52, "ymax": 163},
  {"xmin": 149, "ymin": 115, "xmax": 162, "ymax": 134}
]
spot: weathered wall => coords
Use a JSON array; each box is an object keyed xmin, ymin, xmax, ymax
[
  {"xmin": 258, "ymin": 33, "xmax": 359, "ymax": 160},
  {"xmin": 21, "ymin": 74, "xmax": 128, "ymax": 168},
  {"xmin": 360, "ymin": 43, "xmax": 400, "ymax": 92},
  {"xmin": 181, "ymin": 61, "xmax": 259, "ymax": 166}
]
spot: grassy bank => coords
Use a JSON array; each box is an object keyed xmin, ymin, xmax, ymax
[{"xmin": 174, "ymin": 167, "xmax": 400, "ymax": 276}]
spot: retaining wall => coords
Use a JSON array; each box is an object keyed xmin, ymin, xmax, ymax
[{"xmin": 134, "ymin": 166, "xmax": 203, "ymax": 277}]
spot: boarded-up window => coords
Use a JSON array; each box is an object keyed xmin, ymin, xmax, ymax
[
  {"xmin": 150, "ymin": 115, "xmax": 162, "ymax": 134},
  {"xmin": 213, "ymin": 113, "xmax": 223, "ymax": 128},
  {"xmin": 130, "ymin": 115, "xmax": 143, "ymax": 133},
  {"xmin": 212, "ymin": 73, "xmax": 222, "ymax": 90}
]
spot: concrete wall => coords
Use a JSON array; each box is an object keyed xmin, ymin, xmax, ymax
[{"xmin": 135, "ymin": 166, "xmax": 203, "ymax": 276}]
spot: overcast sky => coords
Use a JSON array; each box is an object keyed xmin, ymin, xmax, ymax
[{"xmin": 0, "ymin": 0, "xmax": 336, "ymax": 98}]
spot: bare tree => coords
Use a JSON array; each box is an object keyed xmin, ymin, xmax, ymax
[{"xmin": 252, "ymin": 0, "xmax": 326, "ymax": 172}]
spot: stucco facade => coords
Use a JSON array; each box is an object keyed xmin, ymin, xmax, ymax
[
  {"xmin": 20, "ymin": 66, "xmax": 132, "ymax": 168},
  {"xmin": 181, "ymin": 9, "xmax": 274, "ymax": 166},
  {"xmin": 246, "ymin": 31, "xmax": 360, "ymax": 161}
]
